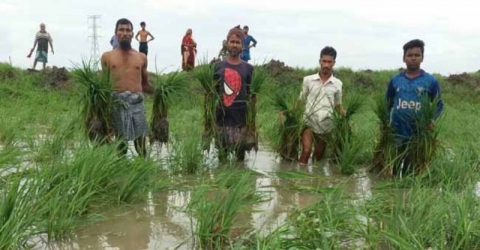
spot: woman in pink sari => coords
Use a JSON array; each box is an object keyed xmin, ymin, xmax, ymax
[{"xmin": 181, "ymin": 28, "xmax": 197, "ymax": 71}]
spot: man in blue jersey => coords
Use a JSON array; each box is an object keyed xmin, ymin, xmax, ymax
[
  {"xmin": 240, "ymin": 26, "xmax": 257, "ymax": 62},
  {"xmin": 386, "ymin": 39, "xmax": 443, "ymax": 176}
]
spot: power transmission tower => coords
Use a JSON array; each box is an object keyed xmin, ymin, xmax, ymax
[{"xmin": 87, "ymin": 15, "xmax": 102, "ymax": 67}]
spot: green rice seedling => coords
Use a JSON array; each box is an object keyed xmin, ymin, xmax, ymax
[
  {"xmin": 441, "ymin": 191, "xmax": 480, "ymax": 249},
  {"xmin": 39, "ymin": 177, "xmax": 98, "ymax": 242},
  {"xmin": 0, "ymin": 177, "xmax": 40, "ymax": 249},
  {"xmin": 212, "ymin": 169, "xmax": 264, "ymax": 204},
  {"xmin": 150, "ymin": 71, "xmax": 190, "ymax": 145},
  {"xmin": 187, "ymin": 172, "xmax": 259, "ymax": 249},
  {"xmin": 275, "ymin": 187, "xmax": 362, "ymax": 249},
  {"xmin": 246, "ymin": 66, "xmax": 270, "ymax": 152},
  {"xmin": 370, "ymin": 94, "xmax": 397, "ymax": 176},
  {"xmin": 270, "ymin": 87, "xmax": 305, "ymax": 161},
  {"xmin": 365, "ymin": 184, "xmax": 480, "ymax": 249},
  {"xmin": 71, "ymin": 59, "xmax": 114, "ymax": 144},
  {"xmin": 420, "ymin": 143, "xmax": 480, "ymax": 190},
  {"xmin": 332, "ymin": 133, "xmax": 364, "ymax": 175},
  {"xmin": 329, "ymin": 93, "xmax": 363, "ymax": 174},
  {"xmin": 0, "ymin": 147, "xmax": 22, "ymax": 172},
  {"xmin": 32, "ymin": 142, "xmax": 160, "ymax": 240},
  {"xmin": 408, "ymin": 95, "xmax": 444, "ymax": 175},
  {"xmin": 0, "ymin": 117, "xmax": 22, "ymax": 149},
  {"xmin": 193, "ymin": 61, "xmax": 220, "ymax": 151},
  {"xmin": 167, "ymin": 128, "xmax": 206, "ymax": 174},
  {"xmin": 32, "ymin": 117, "xmax": 78, "ymax": 164},
  {"xmin": 234, "ymin": 231, "xmax": 285, "ymax": 250},
  {"xmin": 105, "ymin": 157, "xmax": 163, "ymax": 203}
]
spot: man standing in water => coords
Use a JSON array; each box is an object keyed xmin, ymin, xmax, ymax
[
  {"xmin": 135, "ymin": 21, "xmax": 155, "ymax": 56},
  {"xmin": 213, "ymin": 26, "xmax": 255, "ymax": 162},
  {"xmin": 298, "ymin": 46, "xmax": 346, "ymax": 166},
  {"xmin": 386, "ymin": 39, "xmax": 443, "ymax": 177},
  {"xmin": 101, "ymin": 18, "xmax": 154, "ymax": 158},
  {"xmin": 240, "ymin": 25, "xmax": 257, "ymax": 63},
  {"xmin": 27, "ymin": 23, "xmax": 54, "ymax": 70}
]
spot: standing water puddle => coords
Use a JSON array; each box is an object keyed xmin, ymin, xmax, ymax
[{"xmin": 2, "ymin": 140, "xmax": 374, "ymax": 250}]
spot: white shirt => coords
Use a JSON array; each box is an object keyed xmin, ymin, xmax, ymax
[{"xmin": 299, "ymin": 73, "xmax": 343, "ymax": 134}]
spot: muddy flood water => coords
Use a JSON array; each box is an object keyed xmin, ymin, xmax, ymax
[{"xmin": 22, "ymin": 143, "xmax": 375, "ymax": 250}]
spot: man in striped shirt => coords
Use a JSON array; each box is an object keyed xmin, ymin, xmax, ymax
[{"xmin": 27, "ymin": 23, "xmax": 54, "ymax": 70}]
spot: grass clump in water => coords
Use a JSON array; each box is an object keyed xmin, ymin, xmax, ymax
[
  {"xmin": 270, "ymin": 87, "xmax": 305, "ymax": 161},
  {"xmin": 408, "ymin": 95, "xmax": 444, "ymax": 175},
  {"xmin": 246, "ymin": 66, "xmax": 269, "ymax": 152},
  {"xmin": 150, "ymin": 71, "xmax": 189, "ymax": 145},
  {"xmin": 0, "ymin": 177, "xmax": 40, "ymax": 249},
  {"xmin": 370, "ymin": 94, "xmax": 397, "ymax": 176},
  {"xmin": 71, "ymin": 59, "xmax": 114, "ymax": 144},
  {"xmin": 187, "ymin": 171, "xmax": 259, "ymax": 249},
  {"xmin": 193, "ymin": 61, "xmax": 219, "ymax": 151},
  {"xmin": 329, "ymin": 93, "xmax": 364, "ymax": 174}
]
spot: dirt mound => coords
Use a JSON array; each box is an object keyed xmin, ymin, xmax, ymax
[
  {"xmin": 26, "ymin": 66, "xmax": 70, "ymax": 87},
  {"xmin": 262, "ymin": 59, "xmax": 296, "ymax": 78},
  {"xmin": 446, "ymin": 73, "xmax": 480, "ymax": 90},
  {"xmin": 262, "ymin": 59, "xmax": 303, "ymax": 84}
]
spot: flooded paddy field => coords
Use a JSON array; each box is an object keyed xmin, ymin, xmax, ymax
[{"xmin": 1, "ymin": 64, "xmax": 480, "ymax": 249}]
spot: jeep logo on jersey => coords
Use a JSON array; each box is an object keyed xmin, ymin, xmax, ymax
[
  {"xmin": 222, "ymin": 68, "xmax": 241, "ymax": 107},
  {"xmin": 396, "ymin": 98, "xmax": 421, "ymax": 111}
]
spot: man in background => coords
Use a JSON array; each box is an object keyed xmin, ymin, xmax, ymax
[
  {"xmin": 27, "ymin": 23, "xmax": 54, "ymax": 70},
  {"xmin": 240, "ymin": 25, "xmax": 257, "ymax": 63},
  {"xmin": 135, "ymin": 21, "xmax": 155, "ymax": 56}
]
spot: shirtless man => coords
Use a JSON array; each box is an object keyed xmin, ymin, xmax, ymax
[
  {"xmin": 101, "ymin": 18, "xmax": 154, "ymax": 158},
  {"xmin": 135, "ymin": 21, "xmax": 155, "ymax": 56}
]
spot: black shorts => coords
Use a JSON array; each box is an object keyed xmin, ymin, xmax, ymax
[{"xmin": 139, "ymin": 42, "xmax": 148, "ymax": 55}]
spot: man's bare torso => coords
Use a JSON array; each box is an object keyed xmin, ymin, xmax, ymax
[
  {"xmin": 138, "ymin": 30, "xmax": 149, "ymax": 43},
  {"xmin": 101, "ymin": 49, "xmax": 146, "ymax": 93}
]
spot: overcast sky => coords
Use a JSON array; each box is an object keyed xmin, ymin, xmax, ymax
[{"xmin": 2, "ymin": 0, "xmax": 480, "ymax": 75}]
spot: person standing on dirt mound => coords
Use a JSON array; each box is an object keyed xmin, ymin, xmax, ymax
[
  {"xmin": 135, "ymin": 21, "xmax": 155, "ymax": 56},
  {"xmin": 101, "ymin": 18, "xmax": 155, "ymax": 158},
  {"xmin": 240, "ymin": 26, "xmax": 257, "ymax": 63},
  {"xmin": 386, "ymin": 39, "xmax": 444, "ymax": 177},
  {"xmin": 297, "ymin": 46, "xmax": 346, "ymax": 166},
  {"xmin": 27, "ymin": 23, "xmax": 54, "ymax": 70},
  {"xmin": 213, "ymin": 26, "xmax": 255, "ymax": 162}
]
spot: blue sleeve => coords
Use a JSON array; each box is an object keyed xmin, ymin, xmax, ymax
[
  {"xmin": 430, "ymin": 79, "xmax": 444, "ymax": 120},
  {"xmin": 386, "ymin": 79, "xmax": 395, "ymax": 114}
]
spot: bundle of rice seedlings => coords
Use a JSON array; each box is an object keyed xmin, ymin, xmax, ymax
[
  {"xmin": 370, "ymin": 94, "xmax": 397, "ymax": 176},
  {"xmin": 272, "ymin": 88, "xmax": 305, "ymax": 161},
  {"xmin": 193, "ymin": 61, "xmax": 218, "ymax": 151},
  {"xmin": 409, "ymin": 95, "xmax": 443, "ymax": 175},
  {"xmin": 329, "ymin": 93, "xmax": 363, "ymax": 173},
  {"xmin": 246, "ymin": 66, "xmax": 269, "ymax": 152},
  {"xmin": 71, "ymin": 59, "xmax": 113, "ymax": 144},
  {"xmin": 149, "ymin": 71, "xmax": 189, "ymax": 145},
  {"xmin": 370, "ymin": 94, "xmax": 443, "ymax": 177},
  {"xmin": 187, "ymin": 172, "xmax": 257, "ymax": 248}
]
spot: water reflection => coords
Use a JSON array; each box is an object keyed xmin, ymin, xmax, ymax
[{"xmin": 20, "ymin": 141, "xmax": 376, "ymax": 249}]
